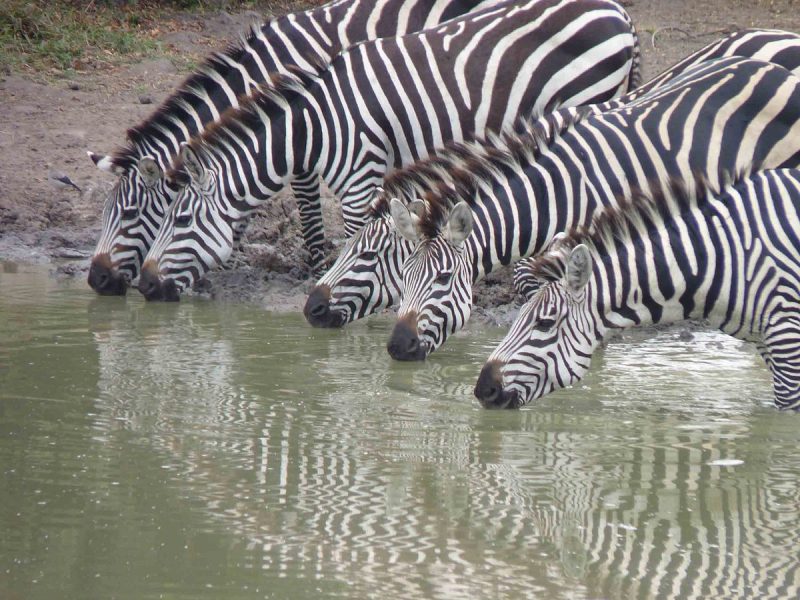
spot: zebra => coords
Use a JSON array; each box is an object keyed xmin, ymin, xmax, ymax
[
  {"xmin": 380, "ymin": 55, "xmax": 800, "ymax": 361},
  {"xmin": 135, "ymin": 0, "xmax": 641, "ymax": 301},
  {"xmin": 86, "ymin": 0, "xmax": 504, "ymax": 296},
  {"xmin": 305, "ymin": 28, "xmax": 800, "ymax": 329},
  {"xmin": 476, "ymin": 169, "xmax": 800, "ymax": 410}
]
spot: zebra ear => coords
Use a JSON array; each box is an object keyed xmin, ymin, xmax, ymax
[
  {"xmin": 88, "ymin": 151, "xmax": 124, "ymax": 176},
  {"xmin": 566, "ymin": 244, "xmax": 592, "ymax": 293},
  {"xmin": 444, "ymin": 201, "xmax": 473, "ymax": 247},
  {"xmin": 137, "ymin": 156, "xmax": 162, "ymax": 186},
  {"xmin": 408, "ymin": 199, "xmax": 425, "ymax": 218},
  {"xmin": 179, "ymin": 143, "xmax": 206, "ymax": 184},
  {"xmin": 389, "ymin": 198, "xmax": 421, "ymax": 243}
]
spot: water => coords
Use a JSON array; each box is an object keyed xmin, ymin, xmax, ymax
[{"xmin": 1, "ymin": 263, "xmax": 798, "ymax": 600}]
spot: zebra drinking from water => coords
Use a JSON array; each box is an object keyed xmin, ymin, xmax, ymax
[
  {"xmin": 305, "ymin": 28, "xmax": 800, "ymax": 329},
  {"xmin": 376, "ymin": 56, "xmax": 800, "ymax": 361},
  {"xmin": 135, "ymin": 0, "xmax": 640, "ymax": 301},
  {"xmin": 476, "ymin": 169, "xmax": 800, "ymax": 410},
  {"xmin": 86, "ymin": 0, "xmax": 504, "ymax": 295}
]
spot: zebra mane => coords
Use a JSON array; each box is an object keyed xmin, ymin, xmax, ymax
[
  {"xmin": 167, "ymin": 68, "xmax": 317, "ymax": 176},
  {"xmin": 521, "ymin": 169, "xmax": 754, "ymax": 284},
  {"xmin": 110, "ymin": 20, "xmax": 325, "ymax": 170},
  {"xmin": 383, "ymin": 109, "xmax": 588, "ymax": 240}
]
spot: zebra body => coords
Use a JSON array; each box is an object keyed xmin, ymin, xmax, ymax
[
  {"xmin": 477, "ymin": 169, "xmax": 800, "ymax": 410},
  {"xmin": 87, "ymin": 0, "xmax": 502, "ymax": 295},
  {"xmin": 137, "ymin": 0, "xmax": 640, "ymax": 301},
  {"xmin": 306, "ymin": 28, "xmax": 800, "ymax": 329},
  {"xmin": 379, "ymin": 56, "xmax": 800, "ymax": 361}
]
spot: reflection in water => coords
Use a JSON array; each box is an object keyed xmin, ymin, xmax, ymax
[{"xmin": 1, "ymin": 265, "xmax": 798, "ymax": 599}]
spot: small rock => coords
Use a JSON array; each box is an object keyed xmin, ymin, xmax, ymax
[
  {"xmin": 67, "ymin": 81, "xmax": 80, "ymax": 91},
  {"xmin": 138, "ymin": 94, "xmax": 153, "ymax": 105}
]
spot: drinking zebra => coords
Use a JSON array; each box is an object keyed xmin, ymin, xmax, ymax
[
  {"xmin": 375, "ymin": 56, "xmax": 800, "ymax": 361},
  {"xmin": 476, "ymin": 169, "xmax": 800, "ymax": 410},
  {"xmin": 305, "ymin": 28, "xmax": 800, "ymax": 329},
  {"xmin": 87, "ymin": 0, "xmax": 504, "ymax": 295},
  {"xmin": 135, "ymin": 0, "xmax": 641, "ymax": 301}
]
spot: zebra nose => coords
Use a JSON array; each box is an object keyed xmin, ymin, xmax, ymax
[
  {"xmin": 474, "ymin": 361, "xmax": 516, "ymax": 409},
  {"xmin": 304, "ymin": 285, "xmax": 336, "ymax": 327},
  {"xmin": 88, "ymin": 254, "xmax": 128, "ymax": 296},
  {"xmin": 387, "ymin": 314, "xmax": 427, "ymax": 361},
  {"xmin": 138, "ymin": 261, "xmax": 179, "ymax": 302}
]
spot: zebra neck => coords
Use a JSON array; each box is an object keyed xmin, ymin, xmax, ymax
[
  {"xmin": 589, "ymin": 221, "xmax": 733, "ymax": 332},
  {"xmin": 464, "ymin": 162, "xmax": 564, "ymax": 282},
  {"xmin": 210, "ymin": 89, "xmax": 328, "ymax": 206}
]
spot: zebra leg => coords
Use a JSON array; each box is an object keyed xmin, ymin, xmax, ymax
[
  {"xmin": 757, "ymin": 313, "xmax": 800, "ymax": 410},
  {"xmin": 291, "ymin": 175, "xmax": 327, "ymax": 278}
]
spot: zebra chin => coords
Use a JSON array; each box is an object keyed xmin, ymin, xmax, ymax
[
  {"xmin": 137, "ymin": 262, "xmax": 181, "ymax": 302},
  {"xmin": 88, "ymin": 254, "xmax": 129, "ymax": 296},
  {"xmin": 474, "ymin": 362, "xmax": 523, "ymax": 409},
  {"xmin": 304, "ymin": 285, "xmax": 348, "ymax": 328}
]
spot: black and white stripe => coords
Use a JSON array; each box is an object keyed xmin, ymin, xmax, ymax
[
  {"xmin": 477, "ymin": 169, "xmax": 800, "ymax": 410},
  {"xmin": 381, "ymin": 55, "xmax": 800, "ymax": 360},
  {"xmin": 308, "ymin": 28, "xmax": 800, "ymax": 330},
  {"xmin": 87, "ymin": 0, "xmax": 501, "ymax": 295},
  {"xmin": 135, "ymin": 0, "xmax": 640, "ymax": 301}
]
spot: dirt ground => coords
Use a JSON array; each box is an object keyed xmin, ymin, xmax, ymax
[{"xmin": 2, "ymin": 0, "xmax": 800, "ymax": 319}]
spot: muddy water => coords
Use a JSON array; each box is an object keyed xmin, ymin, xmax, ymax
[{"xmin": 1, "ymin": 263, "xmax": 798, "ymax": 600}]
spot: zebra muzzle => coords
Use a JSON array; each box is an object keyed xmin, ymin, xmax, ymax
[
  {"xmin": 88, "ymin": 253, "xmax": 128, "ymax": 296},
  {"xmin": 138, "ymin": 262, "xmax": 180, "ymax": 302},
  {"xmin": 387, "ymin": 313, "xmax": 428, "ymax": 361},
  {"xmin": 474, "ymin": 361, "xmax": 520, "ymax": 409},
  {"xmin": 304, "ymin": 285, "xmax": 346, "ymax": 328}
]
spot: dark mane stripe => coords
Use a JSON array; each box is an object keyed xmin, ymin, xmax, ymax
[
  {"xmin": 110, "ymin": 20, "xmax": 325, "ymax": 169},
  {"xmin": 380, "ymin": 108, "xmax": 589, "ymax": 239},
  {"xmin": 522, "ymin": 169, "xmax": 755, "ymax": 283},
  {"xmin": 165, "ymin": 70, "xmax": 316, "ymax": 177}
]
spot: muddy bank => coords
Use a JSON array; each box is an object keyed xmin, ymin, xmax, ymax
[{"xmin": 2, "ymin": 0, "xmax": 800, "ymax": 325}]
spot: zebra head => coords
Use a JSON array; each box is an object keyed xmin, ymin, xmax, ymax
[
  {"xmin": 304, "ymin": 196, "xmax": 423, "ymax": 328},
  {"xmin": 475, "ymin": 244, "xmax": 602, "ymax": 408},
  {"xmin": 387, "ymin": 201, "xmax": 474, "ymax": 361},
  {"xmin": 138, "ymin": 144, "xmax": 239, "ymax": 301},
  {"xmin": 88, "ymin": 152, "xmax": 182, "ymax": 295}
]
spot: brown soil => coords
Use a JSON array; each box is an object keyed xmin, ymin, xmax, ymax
[{"xmin": 2, "ymin": 0, "xmax": 799, "ymax": 318}]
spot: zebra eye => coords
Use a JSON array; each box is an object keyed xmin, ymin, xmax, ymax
[
  {"xmin": 534, "ymin": 317, "xmax": 556, "ymax": 332},
  {"xmin": 435, "ymin": 271, "xmax": 452, "ymax": 285},
  {"xmin": 121, "ymin": 208, "xmax": 138, "ymax": 220},
  {"xmin": 174, "ymin": 213, "xmax": 192, "ymax": 227},
  {"xmin": 360, "ymin": 250, "xmax": 378, "ymax": 261}
]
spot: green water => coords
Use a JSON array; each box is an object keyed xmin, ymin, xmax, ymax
[{"xmin": 0, "ymin": 263, "xmax": 798, "ymax": 600}]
